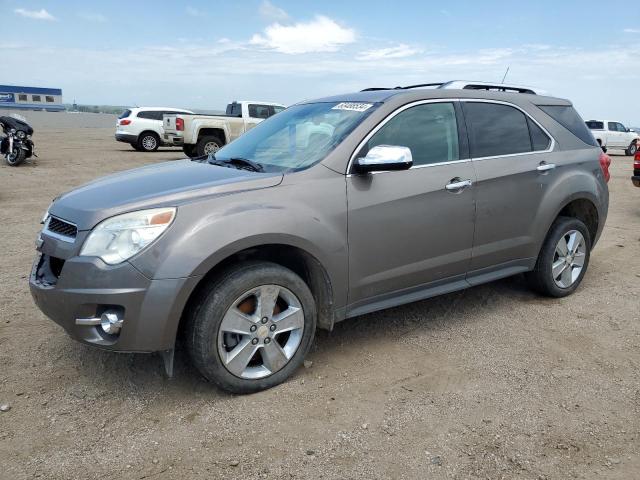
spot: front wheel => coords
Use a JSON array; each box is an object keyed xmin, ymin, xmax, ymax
[
  {"xmin": 526, "ymin": 216, "xmax": 591, "ymax": 297},
  {"xmin": 626, "ymin": 142, "xmax": 637, "ymax": 156},
  {"xmin": 6, "ymin": 147, "xmax": 26, "ymax": 166},
  {"xmin": 186, "ymin": 261, "xmax": 317, "ymax": 394}
]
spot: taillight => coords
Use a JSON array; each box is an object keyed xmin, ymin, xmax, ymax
[
  {"xmin": 634, "ymin": 150, "xmax": 640, "ymax": 169},
  {"xmin": 599, "ymin": 151, "xmax": 611, "ymax": 183},
  {"xmin": 119, "ymin": 119, "xmax": 131, "ymax": 125},
  {"xmin": 176, "ymin": 118, "xmax": 184, "ymax": 131}
]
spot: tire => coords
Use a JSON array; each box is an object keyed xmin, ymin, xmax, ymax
[
  {"xmin": 196, "ymin": 135, "xmax": 223, "ymax": 157},
  {"xmin": 186, "ymin": 261, "xmax": 317, "ymax": 394},
  {"xmin": 526, "ymin": 216, "xmax": 591, "ymax": 297},
  {"xmin": 6, "ymin": 147, "xmax": 26, "ymax": 166},
  {"xmin": 137, "ymin": 132, "xmax": 160, "ymax": 152},
  {"xmin": 625, "ymin": 142, "xmax": 637, "ymax": 156},
  {"xmin": 182, "ymin": 145, "xmax": 197, "ymax": 158}
]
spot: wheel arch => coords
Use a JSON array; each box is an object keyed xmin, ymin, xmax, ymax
[
  {"xmin": 197, "ymin": 127, "xmax": 227, "ymax": 145},
  {"xmin": 175, "ymin": 242, "xmax": 336, "ymax": 348},
  {"xmin": 138, "ymin": 129, "xmax": 160, "ymax": 141}
]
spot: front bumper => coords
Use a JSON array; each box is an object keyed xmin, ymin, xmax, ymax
[
  {"xmin": 632, "ymin": 175, "xmax": 640, "ymax": 187},
  {"xmin": 29, "ymin": 232, "xmax": 201, "ymax": 352}
]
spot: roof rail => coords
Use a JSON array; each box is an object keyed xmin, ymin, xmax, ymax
[{"xmin": 360, "ymin": 80, "xmax": 547, "ymax": 95}]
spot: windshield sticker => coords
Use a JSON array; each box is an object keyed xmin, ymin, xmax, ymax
[{"xmin": 332, "ymin": 102, "xmax": 373, "ymax": 112}]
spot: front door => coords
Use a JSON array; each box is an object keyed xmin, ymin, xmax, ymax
[{"xmin": 347, "ymin": 101, "xmax": 476, "ymax": 311}]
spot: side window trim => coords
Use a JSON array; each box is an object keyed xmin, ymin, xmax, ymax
[
  {"xmin": 347, "ymin": 99, "xmax": 470, "ymax": 174},
  {"xmin": 459, "ymin": 99, "xmax": 555, "ymax": 161}
]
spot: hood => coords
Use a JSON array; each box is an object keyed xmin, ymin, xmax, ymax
[{"xmin": 50, "ymin": 160, "xmax": 283, "ymax": 230}]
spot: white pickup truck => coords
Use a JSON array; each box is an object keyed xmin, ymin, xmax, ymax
[
  {"xmin": 164, "ymin": 100, "xmax": 285, "ymax": 157},
  {"xmin": 585, "ymin": 119, "xmax": 639, "ymax": 155}
]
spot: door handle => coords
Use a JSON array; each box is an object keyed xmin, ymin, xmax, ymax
[
  {"xmin": 445, "ymin": 179, "xmax": 473, "ymax": 191},
  {"xmin": 536, "ymin": 162, "xmax": 556, "ymax": 172}
]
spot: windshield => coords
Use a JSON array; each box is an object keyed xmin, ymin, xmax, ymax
[{"xmin": 214, "ymin": 101, "xmax": 378, "ymax": 172}]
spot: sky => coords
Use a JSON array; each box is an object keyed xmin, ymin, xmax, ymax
[{"xmin": 0, "ymin": 0, "xmax": 638, "ymax": 124}]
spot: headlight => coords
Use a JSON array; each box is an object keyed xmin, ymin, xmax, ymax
[
  {"xmin": 16, "ymin": 130, "xmax": 26, "ymax": 139},
  {"xmin": 80, "ymin": 207, "xmax": 176, "ymax": 265}
]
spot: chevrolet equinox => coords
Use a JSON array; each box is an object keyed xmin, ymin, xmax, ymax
[{"xmin": 30, "ymin": 81, "xmax": 610, "ymax": 393}]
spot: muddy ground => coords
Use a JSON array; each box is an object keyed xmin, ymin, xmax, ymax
[{"xmin": 0, "ymin": 123, "xmax": 639, "ymax": 479}]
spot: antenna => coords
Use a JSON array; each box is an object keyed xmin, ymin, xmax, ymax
[{"xmin": 501, "ymin": 66, "xmax": 510, "ymax": 83}]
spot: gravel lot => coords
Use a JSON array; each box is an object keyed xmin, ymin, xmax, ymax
[{"xmin": 1, "ymin": 117, "xmax": 639, "ymax": 479}]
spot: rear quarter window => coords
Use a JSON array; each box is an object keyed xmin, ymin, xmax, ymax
[
  {"xmin": 538, "ymin": 105, "xmax": 598, "ymax": 147},
  {"xmin": 118, "ymin": 109, "xmax": 131, "ymax": 119}
]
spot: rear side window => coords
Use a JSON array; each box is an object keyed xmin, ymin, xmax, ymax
[
  {"xmin": 118, "ymin": 109, "xmax": 131, "ymax": 119},
  {"xmin": 137, "ymin": 111, "xmax": 163, "ymax": 120},
  {"xmin": 365, "ymin": 102, "xmax": 460, "ymax": 166},
  {"xmin": 538, "ymin": 105, "xmax": 598, "ymax": 147},
  {"xmin": 463, "ymin": 102, "xmax": 532, "ymax": 157},
  {"xmin": 586, "ymin": 121, "xmax": 603, "ymax": 130},
  {"xmin": 249, "ymin": 104, "xmax": 271, "ymax": 119},
  {"xmin": 226, "ymin": 103, "xmax": 242, "ymax": 117},
  {"xmin": 272, "ymin": 105, "xmax": 285, "ymax": 115}
]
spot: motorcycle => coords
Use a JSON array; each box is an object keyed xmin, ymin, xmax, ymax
[{"xmin": 0, "ymin": 115, "xmax": 36, "ymax": 166}]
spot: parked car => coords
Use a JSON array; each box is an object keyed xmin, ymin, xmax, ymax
[
  {"xmin": 585, "ymin": 119, "xmax": 639, "ymax": 155},
  {"xmin": 116, "ymin": 107, "xmax": 194, "ymax": 152},
  {"xmin": 163, "ymin": 100, "xmax": 285, "ymax": 157},
  {"xmin": 633, "ymin": 150, "xmax": 640, "ymax": 187},
  {"xmin": 31, "ymin": 81, "xmax": 609, "ymax": 394}
]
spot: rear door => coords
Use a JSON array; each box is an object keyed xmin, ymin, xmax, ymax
[
  {"xmin": 461, "ymin": 100, "xmax": 554, "ymax": 278},
  {"xmin": 347, "ymin": 101, "xmax": 476, "ymax": 310}
]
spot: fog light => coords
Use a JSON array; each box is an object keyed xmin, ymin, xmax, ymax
[{"xmin": 100, "ymin": 311, "xmax": 124, "ymax": 335}]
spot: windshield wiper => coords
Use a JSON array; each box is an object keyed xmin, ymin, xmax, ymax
[{"xmin": 207, "ymin": 155, "xmax": 264, "ymax": 172}]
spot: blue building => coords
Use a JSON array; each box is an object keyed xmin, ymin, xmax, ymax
[{"xmin": 0, "ymin": 85, "xmax": 64, "ymax": 112}]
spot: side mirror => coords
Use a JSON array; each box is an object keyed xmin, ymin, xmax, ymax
[{"xmin": 354, "ymin": 145, "xmax": 413, "ymax": 173}]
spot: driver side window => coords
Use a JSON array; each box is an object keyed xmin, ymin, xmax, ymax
[{"xmin": 363, "ymin": 102, "xmax": 460, "ymax": 166}]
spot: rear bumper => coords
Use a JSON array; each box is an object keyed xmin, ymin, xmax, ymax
[
  {"xmin": 115, "ymin": 133, "xmax": 137, "ymax": 144},
  {"xmin": 163, "ymin": 134, "xmax": 183, "ymax": 146},
  {"xmin": 29, "ymin": 249, "xmax": 201, "ymax": 353},
  {"xmin": 632, "ymin": 175, "xmax": 640, "ymax": 187}
]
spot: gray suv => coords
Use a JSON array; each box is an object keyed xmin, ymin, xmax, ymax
[{"xmin": 30, "ymin": 81, "xmax": 610, "ymax": 393}]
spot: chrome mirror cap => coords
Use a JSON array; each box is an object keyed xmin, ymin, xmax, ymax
[{"xmin": 354, "ymin": 145, "xmax": 413, "ymax": 173}]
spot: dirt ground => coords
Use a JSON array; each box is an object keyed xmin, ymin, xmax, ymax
[{"xmin": 1, "ymin": 124, "xmax": 639, "ymax": 480}]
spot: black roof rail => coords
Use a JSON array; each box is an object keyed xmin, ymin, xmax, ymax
[
  {"xmin": 360, "ymin": 80, "xmax": 546, "ymax": 95},
  {"xmin": 360, "ymin": 82, "xmax": 443, "ymax": 92}
]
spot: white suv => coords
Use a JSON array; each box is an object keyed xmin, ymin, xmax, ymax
[{"xmin": 115, "ymin": 107, "xmax": 193, "ymax": 152}]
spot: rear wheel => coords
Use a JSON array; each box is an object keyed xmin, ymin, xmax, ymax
[
  {"xmin": 526, "ymin": 216, "xmax": 591, "ymax": 297},
  {"xmin": 625, "ymin": 142, "xmax": 637, "ymax": 156},
  {"xmin": 182, "ymin": 145, "xmax": 197, "ymax": 158},
  {"xmin": 137, "ymin": 132, "xmax": 159, "ymax": 152},
  {"xmin": 186, "ymin": 261, "xmax": 316, "ymax": 394},
  {"xmin": 196, "ymin": 135, "xmax": 223, "ymax": 157}
]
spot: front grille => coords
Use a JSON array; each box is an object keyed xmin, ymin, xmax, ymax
[{"xmin": 47, "ymin": 216, "xmax": 78, "ymax": 239}]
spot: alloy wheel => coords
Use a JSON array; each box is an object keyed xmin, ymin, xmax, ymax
[
  {"xmin": 141, "ymin": 135, "xmax": 157, "ymax": 151},
  {"xmin": 552, "ymin": 230, "xmax": 586, "ymax": 288},
  {"xmin": 217, "ymin": 284, "xmax": 305, "ymax": 379}
]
